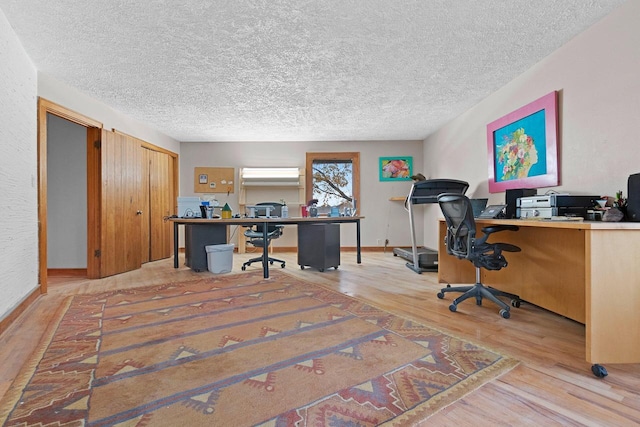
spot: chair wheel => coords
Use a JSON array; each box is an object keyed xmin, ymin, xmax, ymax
[
  {"xmin": 591, "ymin": 364, "xmax": 608, "ymax": 378},
  {"xmin": 300, "ymin": 265, "xmax": 305, "ymax": 270},
  {"xmin": 499, "ymin": 309, "xmax": 510, "ymax": 319},
  {"xmin": 476, "ymin": 297, "xmax": 482, "ymax": 306},
  {"xmin": 270, "ymin": 260, "xmax": 274, "ymax": 265},
  {"xmin": 241, "ymin": 266, "xmax": 246, "ymax": 271},
  {"xmin": 449, "ymin": 304, "xmax": 457, "ymax": 312},
  {"xmin": 319, "ymin": 268, "xmax": 324, "ymax": 272},
  {"xmin": 280, "ymin": 263, "xmax": 285, "ymax": 268},
  {"xmin": 437, "ymin": 292, "xmax": 445, "ymax": 299},
  {"xmin": 511, "ymin": 299, "xmax": 521, "ymax": 308}
]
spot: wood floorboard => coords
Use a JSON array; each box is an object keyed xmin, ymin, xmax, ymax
[{"xmin": 1, "ymin": 251, "xmax": 639, "ymax": 425}]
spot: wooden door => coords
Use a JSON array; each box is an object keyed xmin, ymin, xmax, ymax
[
  {"xmin": 140, "ymin": 146, "xmax": 174, "ymax": 262},
  {"xmin": 100, "ymin": 130, "xmax": 142, "ymax": 276},
  {"xmin": 148, "ymin": 148, "xmax": 173, "ymax": 261}
]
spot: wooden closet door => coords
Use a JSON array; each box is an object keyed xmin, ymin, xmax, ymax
[
  {"xmin": 100, "ymin": 130, "xmax": 142, "ymax": 276},
  {"xmin": 148, "ymin": 149, "xmax": 172, "ymax": 261}
]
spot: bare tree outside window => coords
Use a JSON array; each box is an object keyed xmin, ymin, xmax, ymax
[
  {"xmin": 306, "ymin": 152, "xmax": 360, "ymax": 215},
  {"xmin": 312, "ymin": 161, "xmax": 352, "ymax": 205}
]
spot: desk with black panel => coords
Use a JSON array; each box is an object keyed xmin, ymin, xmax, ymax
[
  {"xmin": 170, "ymin": 216, "xmax": 364, "ymax": 278},
  {"xmin": 438, "ymin": 217, "xmax": 640, "ymax": 376}
]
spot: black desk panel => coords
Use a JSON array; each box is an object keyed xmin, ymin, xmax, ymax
[{"xmin": 170, "ymin": 216, "xmax": 363, "ymax": 278}]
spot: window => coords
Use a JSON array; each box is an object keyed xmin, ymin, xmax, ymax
[{"xmin": 306, "ymin": 152, "xmax": 360, "ymax": 214}]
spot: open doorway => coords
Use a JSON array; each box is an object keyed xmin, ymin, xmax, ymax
[
  {"xmin": 37, "ymin": 98, "xmax": 103, "ymax": 292},
  {"xmin": 46, "ymin": 114, "xmax": 88, "ymax": 279},
  {"xmin": 38, "ymin": 98, "xmax": 178, "ymax": 292}
]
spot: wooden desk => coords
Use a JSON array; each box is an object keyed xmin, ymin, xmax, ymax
[
  {"xmin": 438, "ymin": 218, "xmax": 640, "ymax": 367},
  {"xmin": 170, "ymin": 216, "xmax": 363, "ymax": 278}
]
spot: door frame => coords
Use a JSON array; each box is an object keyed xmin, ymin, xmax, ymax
[{"xmin": 37, "ymin": 98, "xmax": 103, "ymax": 292}]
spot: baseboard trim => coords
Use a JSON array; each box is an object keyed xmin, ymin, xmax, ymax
[
  {"xmin": 267, "ymin": 246, "xmax": 393, "ymax": 253},
  {"xmin": 47, "ymin": 268, "xmax": 87, "ymax": 277},
  {"xmin": 0, "ymin": 287, "xmax": 41, "ymax": 337},
  {"xmin": 178, "ymin": 246, "xmax": 394, "ymax": 254}
]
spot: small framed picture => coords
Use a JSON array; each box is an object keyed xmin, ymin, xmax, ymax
[
  {"xmin": 199, "ymin": 174, "xmax": 208, "ymax": 184},
  {"xmin": 379, "ymin": 157, "xmax": 412, "ymax": 181}
]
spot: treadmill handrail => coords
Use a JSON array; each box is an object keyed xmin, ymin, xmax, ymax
[
  {"xmin": 405, "ymin": 178, "xmax": 469, "ymax": 273},
  {"xmin": 408, "ymin": 179, "xmax": 469, "ymax": 204}
]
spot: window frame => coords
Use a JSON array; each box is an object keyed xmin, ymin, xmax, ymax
[{"xmin": 305, "ymin": 152, "xmax": 360, "ymax": 211}]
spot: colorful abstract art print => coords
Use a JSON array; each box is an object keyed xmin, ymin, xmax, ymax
[
  {"xmin": 379, "ymin": 157, "xmax": 412, "ymax": 181},
  {"xmin": 486, "ymin": 91, "xmax": 559, "ymax": 193}
]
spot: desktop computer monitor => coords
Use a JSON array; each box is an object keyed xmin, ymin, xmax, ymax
[{"xmin": 627, "ymin": 173, "xmax": 640, "ymax": 221}]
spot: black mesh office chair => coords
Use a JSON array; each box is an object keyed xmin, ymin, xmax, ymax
[
  {"xmin": 437, "ymin": 193, "xmax": 522, "ymax": 318},
  {"xmin": 241, "ymin": 202, "xmax": 286, "ymax": 271}
]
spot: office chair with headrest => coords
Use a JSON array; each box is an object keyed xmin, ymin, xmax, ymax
[
  {"xmin": 436, "ymin": 193, "xmax": 522, "ymax": 318},
  {"xmin": 241, "ymin": 202, "xmax": 286, "ymax": 271}
]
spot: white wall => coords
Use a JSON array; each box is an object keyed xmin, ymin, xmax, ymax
[
  {"xmin": 422, "ymin": 0, "xmax": 640, "ymax": 249},
  {"xmin": 0, "ymin": 8, "xmax": 182, "ymax": 322},
  {"xmin": 3, "ymin": 1, "xmax": 634, "ymax": 321},
  {"xmin": 38, "ymin": 72, "xmax": 181, "ymax": 155},
  {"xmin": 179, "ymin": 141, "xmax": 424, "ymax": 248},
  {"xmin": 0, "ymin": 8, "xmax": 38, "ymax": 320},
  {"xmin": 47, "ymin": 114, "xmax": 87, "ymax": 268}
]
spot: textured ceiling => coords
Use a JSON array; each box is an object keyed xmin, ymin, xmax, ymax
[{"xmin": 0, "ymin": 0, "xmax": 626, "ymax": 142}]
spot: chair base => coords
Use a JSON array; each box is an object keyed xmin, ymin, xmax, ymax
[
  {"xmin": 437, "ymin": 282, "xmax": 521, "ymax": 319},
  {"xmin": 241, "ymin": 255, "xmax": 286, "ymax": 271}
]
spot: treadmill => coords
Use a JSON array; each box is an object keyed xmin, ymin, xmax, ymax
[{"xmin": 393, "ymin": 179, "xmax": 469, "ymax": 273}]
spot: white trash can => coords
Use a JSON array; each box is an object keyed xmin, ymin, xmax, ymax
[{"xmin": 205, "ymin": 244, "xmax": 234, "ymax": 274}]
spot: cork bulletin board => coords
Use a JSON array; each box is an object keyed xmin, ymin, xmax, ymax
[{"xmin": 194, "ymin": 167, "xmax": 235, "ymax": 193}]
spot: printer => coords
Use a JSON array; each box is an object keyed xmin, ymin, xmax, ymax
[{"xmin": 517, "ymin": 194, "xmax": 600, "ymax": 219}]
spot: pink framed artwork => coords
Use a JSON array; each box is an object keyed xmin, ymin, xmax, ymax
[{"xmin": 486, "ymin": 91, "xmax": 559, "ymax": 193}]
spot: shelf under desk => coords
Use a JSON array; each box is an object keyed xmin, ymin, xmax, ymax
[{"xmin": 437, "ymin": 218, "xmax": 640, "ymax": 366}]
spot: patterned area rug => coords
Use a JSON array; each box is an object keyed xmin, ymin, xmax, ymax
[{"xmin": 1, "ymin": 271, "xmax": 518, "ymax": 426}]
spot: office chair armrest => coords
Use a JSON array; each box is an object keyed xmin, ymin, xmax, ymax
[
  {"xmin": 497, "ymin": 242, "xmax": 521, "ymax": 252},
  {"xmin": 481, "ymin": 225, "xmax": 519, "ymax": 235},
  {"xmin": 273, "ymin": 225, "xmax": 284, "ymax": 237}
]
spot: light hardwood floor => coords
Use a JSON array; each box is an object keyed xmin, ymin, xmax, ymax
[{"xmin": 1, "ymin": 251, "xmax": 639, "ymax": 426}]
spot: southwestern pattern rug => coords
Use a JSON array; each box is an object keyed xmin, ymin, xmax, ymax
[{"xmin": 1, "ymin": 271, "xmax": 518, "ymax": 426}]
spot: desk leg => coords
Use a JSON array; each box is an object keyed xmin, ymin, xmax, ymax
[
  {"xmin": 356, "ymin": 219, "xmax": 361, "ymax": 264},
  {"xmin": 262, "ymin": 221, "xmax": 269, "ymax": 278},
  {"xmin": 173, "ymin": 222, "xmax": 179, "ymax": 268}
]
